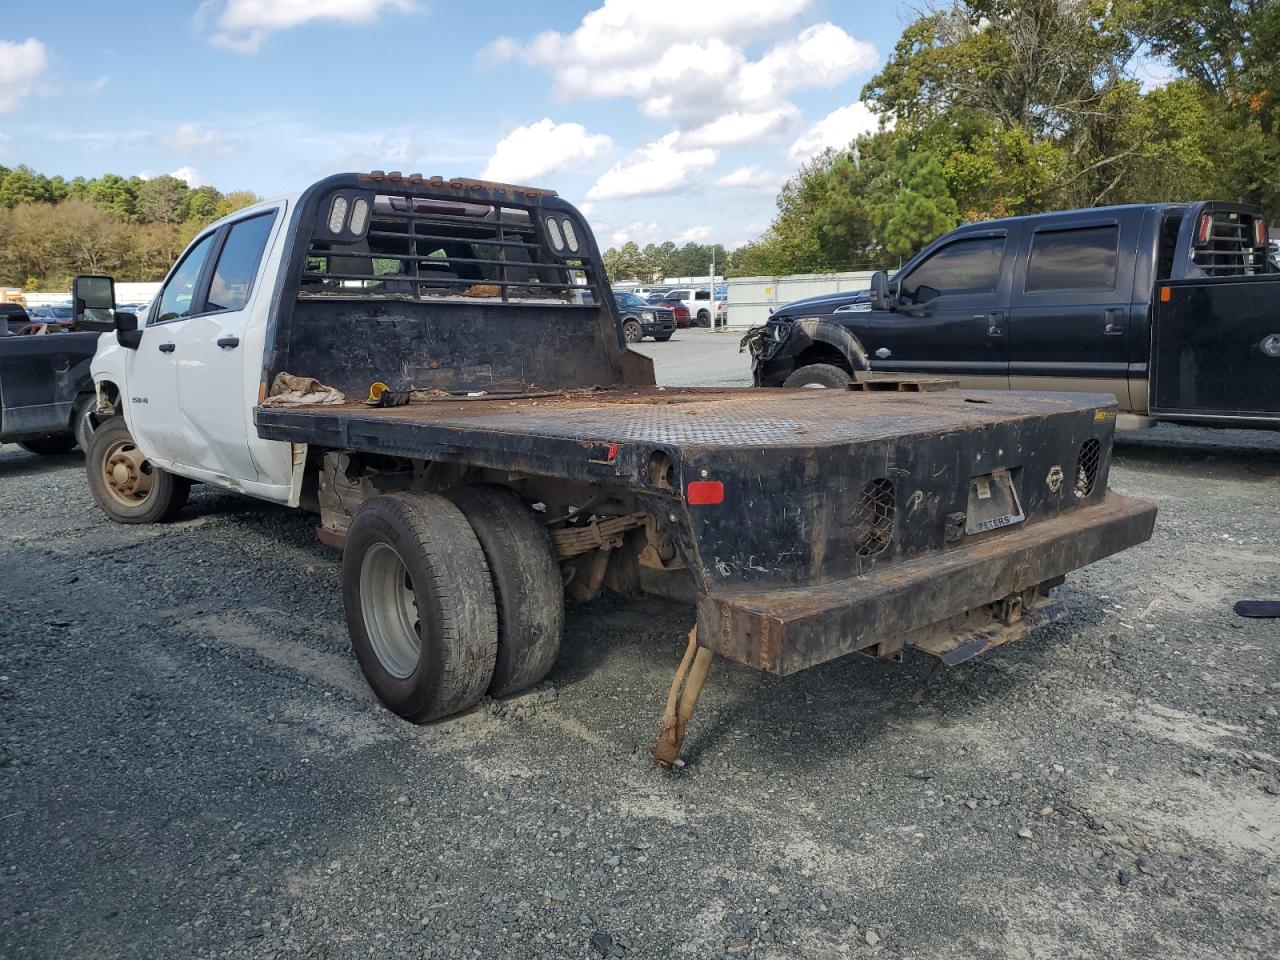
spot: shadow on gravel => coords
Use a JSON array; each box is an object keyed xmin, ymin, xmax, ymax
[
  {"xmin": 1114, "ymin": 427, "xmax": 1280, "ymax": 474},
  {"xmin": 552, "ymin": 588, "xmax": 1112, "ymax": 769},
  {"xmin": 0, "ymin": 449, "xmax": 81, "ymax": 478}
]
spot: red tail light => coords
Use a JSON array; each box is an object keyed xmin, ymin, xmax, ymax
[
  {"xmin": 686, "ymin": 480, "xmax": 724, "ymax": 505},
  {"xmin": 1196, "ymin": 213, "xmax": 1213, "ymax": 245},
  {"xmin": 1255, "ymin": 218, "xmax": 1268, "ymax": 248}
]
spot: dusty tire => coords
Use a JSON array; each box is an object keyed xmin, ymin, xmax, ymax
[
  {"xmin": 653, "ymin": 333, "xmax": 673, "ymax": 342},
  {"xmin": 446, "ymin": 485, "xmax": 564, "ymax": 697},
  {"xmin": 782, "ymin": 363, "xmax": 853, "ymax": 389},
  {"xmin": 343, "ymin": 493, "xmax": 498, "ymax": 722},
  {"xmin": 85, "ymin": 418, "xmax": 190, "ymax": 523},
  {"xmin": 73, "ymin": 394, "xmax": 98, "ymax": 452},
  {"xmin": 18, "ymin": 434, "xmax": 76, "ymax": 456},
  {"xmin": 696, "ymin": 309, "xmax": 711, "ymax": 326},
  {"xmin": 623, "ymin": 320, "xmax": 643, "ymax": 343}
]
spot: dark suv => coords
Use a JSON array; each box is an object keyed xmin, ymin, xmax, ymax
[{"xmin": 613, "ymin": 291, "xmax": 676, "ymax": 342}]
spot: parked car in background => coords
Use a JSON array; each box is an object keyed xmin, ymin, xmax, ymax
[
  {"xmin": 28, "ymin": 304, "xmax": 75, "ymax": 325},
  {"xmin": 654, "ymin": 288, "xmax": 714, "ymax": 327},
  {"xmin": 613, "ymin": 291, "xmax": 676, "ymax": 342},
  {"xmin": 632, "ymin": 286, "xmax": 671, "ymax": 298},
  {"xmin": 750, "ymin": 200, "xmax": 1280, "ymax": 430},
  {"xmin": 645, "ymin": 295, "xmax": 691, "ymax": 328},
  {"xmin": 1, "ymin": 303, "xmax": 31, "ymax": 334}
]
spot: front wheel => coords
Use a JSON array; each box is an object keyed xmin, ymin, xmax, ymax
[
  {"xmin": 85, "ymin": 418, "xmax": 190, "ymax": 523},
  {"xmin": 623, "ymin": 320, "xmax": 643, "ymax": 343},
  {"xmin": 781, "ymin": 363, "xmax": 853, "ymax": 389},
  {"xmin": 653, "ymin": 333, "xmax": 673, "ymax": 342}
]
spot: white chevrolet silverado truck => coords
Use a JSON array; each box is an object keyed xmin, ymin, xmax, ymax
[{"xmin": 73, "ymin": 171, "xmax": 1155, "ymax": 764}]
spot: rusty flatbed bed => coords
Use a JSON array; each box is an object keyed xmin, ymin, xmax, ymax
[
  {"xmin": 256, "ymin": 385, "xmax": 1155, "ymax": 673},
  {"xmin": 255, "ymin": 385, "xmax": 1104, "ymax": 454}
]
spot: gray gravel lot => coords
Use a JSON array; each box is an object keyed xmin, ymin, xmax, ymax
[{"xmin": 2, "ymin": 336, "xmax": 1278, "ymax": 960}]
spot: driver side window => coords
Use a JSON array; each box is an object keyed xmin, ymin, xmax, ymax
[
  {"xmin": 154, "ymin": 232, "xmax": 216, "ymax": 323},
  {"xmin": 899, "ymin": 235, "xmax": 1005, "ymax": 305}
]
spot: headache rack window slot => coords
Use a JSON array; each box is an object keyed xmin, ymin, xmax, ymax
[{"xmin": 300, "ymin": 194, "xmax": 599, "ymax": 306}]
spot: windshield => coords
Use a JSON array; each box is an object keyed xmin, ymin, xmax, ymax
[{"xmin": 614, "ymin": 292, "xmax": 648, "ymax": 309}]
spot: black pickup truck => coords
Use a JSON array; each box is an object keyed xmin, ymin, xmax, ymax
[
  {"xmin": 751, "ymin": 201, "xmax": 1280, "ymax": 430},
  {"xmin": 0, "ymin": 325, "xmax": 99, "ymax": 454},
  {"xmin": 75, "ymin": 172, "xmax": 1156, "ymax": 764}
]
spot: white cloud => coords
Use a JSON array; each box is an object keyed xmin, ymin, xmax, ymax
[
  {"xmin": 737, "ymin": 23, "xmax": 877, "ymax": 103},
  {"xmin": 587, "ymin": 132, "xmax": 717, "ymax": 200},
  {"xmin": 676, "ymin": 225, "xmax": 712, "ymax": 243},
  {"xmin": 170, "ymin": 166, "xmax": 205, "ymax": 188},
  {"xmin": 610, "ymin": 221, "xmax": 661, "ymax": 246},
  {"xmin": 715, "ymin": 165, "xmax": 783, "ymax": 192},
  {"xmin": 485, "ymin": 3, "xmax": 877, "ymax": 128},
  {"xmin": 480, "ymin": 118, "xmax": 611, "ymax": 184},
  {"xmin": 680, "ymin": 105, "xmax": 799, "ymax": 148},
  {"xmin": 87, "ymin": 76, "xmax": 110, "ymax": 95},
  {"xmin": 0, "ymin": 38, "xmax": 49, "ymax": 113},
  {"xmin": 787, "ymin": 101, "xmax": 881, "ymax": 162},
  {"xmin": 163, "ymin": 122, "xmax": 235, "ymax": 157},
  {"xmin": 197, "ymin": 0, "xmax": 417, "ymax": 53}
]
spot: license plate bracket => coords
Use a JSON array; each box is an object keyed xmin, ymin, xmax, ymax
[{"xmin": 966, "ymin": 467, "xmax": 1025, "ymax": 534}]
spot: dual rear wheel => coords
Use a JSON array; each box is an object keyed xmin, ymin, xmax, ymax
[{"xmin": 342, "ymin": 485, "xmax": 564, "ymax": 722}]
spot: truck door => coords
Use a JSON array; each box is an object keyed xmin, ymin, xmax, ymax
[
  {"xmin": 126, "ymin": 231, "xmax": 220, "ymax": 465},
  {"xmin": 865, "ymin": 229, "xmax": 1014, "ymax": 388},
  {"xmin": 1008, "ymin": 215, "xmax": 1139, "ymax": 408},
  {"xmin": 169, "ymin": 209, "xmax": 279, "ymax": 482}
]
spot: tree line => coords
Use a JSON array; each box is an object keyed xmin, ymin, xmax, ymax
[
  {"xmin": 0, "ymin": 166, "xmax": 258, "ymax": 290},
  {"xmin": 607, "ymin": 0, "xmax": 1279, "ymax": 281}
]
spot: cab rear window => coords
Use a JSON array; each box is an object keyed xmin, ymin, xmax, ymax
[{"xmin": 1025, "ymin": 225, "xmax": 1118, "ymax": 292}]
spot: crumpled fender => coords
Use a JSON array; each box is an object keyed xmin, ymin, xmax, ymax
[{"xmin": 791, "ymin": 317, "xmax": 870, "ymax": 370}]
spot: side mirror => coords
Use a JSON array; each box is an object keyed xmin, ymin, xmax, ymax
[
  {"xmin": 73, "ymin": 274, "xmax": 117, "ymax": 331},
  {"xmin": 869, "ymin": 270, "xmax": 897, "ymax": 311},
  {"xmin": 115, "ymin": 311, "xmax": 142, "ymax": 350}
]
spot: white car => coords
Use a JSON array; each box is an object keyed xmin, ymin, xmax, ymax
[{"xmin": 648, "ymin": 287, "xmax": 714, "ymax": 326}]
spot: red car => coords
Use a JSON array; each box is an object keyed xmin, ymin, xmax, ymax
[{"xmin": 648, "ymin": 298, "xmax": 691, "ymax": 327}]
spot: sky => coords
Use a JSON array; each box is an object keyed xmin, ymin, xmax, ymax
[{"xmin": 0, "ymin": 0, "xmax": 912, "ymax": 251}]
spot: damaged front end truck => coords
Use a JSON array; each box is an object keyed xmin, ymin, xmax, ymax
[{"xmin": 77, "ymin": 172, "xmax": 1157, "ymax": 765}]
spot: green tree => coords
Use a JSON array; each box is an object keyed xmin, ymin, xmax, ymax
[
  {"xmin": 88, "ymin": 174, "xmax": 138, "ymax": 220},
  {"xmin": 884, "ymin": 154, "xmax": 959, "ymax": 261},
  {"xmin": 136, "ymin": 175, "xmax": 189, "ymax": 225}
]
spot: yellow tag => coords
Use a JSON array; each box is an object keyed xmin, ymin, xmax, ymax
[{"xmin": 1093, "ymin": 409, "xmax": 1115, "ymax": 422}]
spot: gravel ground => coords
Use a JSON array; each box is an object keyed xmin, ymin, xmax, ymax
[{"xmin": 2, "ymin": 339, "xmax": 1278, "ymax": 960}]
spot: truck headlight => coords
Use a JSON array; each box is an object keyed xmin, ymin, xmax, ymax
[{"xmin": 642, "ymin": 311, "xmax": 654, "ymax": 320}]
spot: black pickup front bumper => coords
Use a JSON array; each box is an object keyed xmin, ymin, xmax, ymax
[{"xmin": 695, "ymin": 491, "xmax": 1156, "ymax": 674}]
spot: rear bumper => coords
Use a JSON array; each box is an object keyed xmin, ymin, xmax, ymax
[{"xmin": 696, "ymin": 491, "xmax": 1157, "ymax": 674}]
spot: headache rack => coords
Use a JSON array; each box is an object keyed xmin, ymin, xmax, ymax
[
  {"xmin": 1186, "ymin": 205, "xmax": 1271, "ymax": 278},
  {"xmin": 299, "ymin": 185, "xmax": 602, "ymax": 306}
]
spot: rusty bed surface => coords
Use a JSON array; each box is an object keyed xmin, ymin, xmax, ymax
[{"xmin": 257, "ymin": 387, "xmax": 1113, "ymax": 449}]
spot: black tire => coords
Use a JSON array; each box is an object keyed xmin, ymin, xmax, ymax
[
  {"xmin": 623, "ymin": 320, "xmax": 643, "ymax": 343},
  {"xmin": 85, "ymin": 418, "xmax": 190, "ymax": 523},
  {"xmin": 343, "ymin": 493, "xmax": 498, "ymax": 722},
  {"xmin": 18, "ymin": 434, "xmax": 76, "ymax": 456},
  {"xmin": 696, "ymin": 309, "xmax": 711, "ymax": 326},
  {"xmin": 73, "ymin": 393, "xmax": 98, "ymax": 452},
  {"xmin": 782, "ymin": 363, "xmax": 853, "ymax": 389},
  {"xmin": 653, "ymin": 333, "xmax": 673, "ymax": 342},
  {"xmin": 446, "ymin": 485, "xmax": 564, "ymax": 697}
]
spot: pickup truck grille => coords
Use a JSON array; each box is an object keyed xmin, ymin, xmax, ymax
[{"xmin": 653, "ymin": 309, "xmax": 674, "ymax": 322}]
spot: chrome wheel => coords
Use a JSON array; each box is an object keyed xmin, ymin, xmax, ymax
[
  {"xmin": 623, "ymin": 321, "xmax": 642, "ymax": 343},
  {"xmin": 359, "ymin": 541, "xmax": 422, "ymax": 680},
  {"xmin": 101, "ymin": 438, "xmax": 155, "ymax": 507}
]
